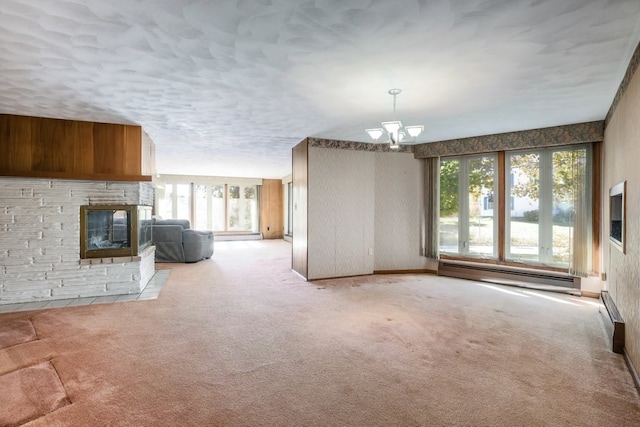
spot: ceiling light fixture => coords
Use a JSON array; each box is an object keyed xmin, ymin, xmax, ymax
[{"xmin": 366, "ymin": 88, "xmax": 423, "ymax": 149}]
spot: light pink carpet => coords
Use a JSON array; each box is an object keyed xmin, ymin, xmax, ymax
[{"xmin": 0, "ymin": 240, "xmax": 638, "ymax": 425}]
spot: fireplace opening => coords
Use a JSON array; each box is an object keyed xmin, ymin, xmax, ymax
[{"xmin": 80, "ymin": 205, "xmax": 152, "ymax": 258}]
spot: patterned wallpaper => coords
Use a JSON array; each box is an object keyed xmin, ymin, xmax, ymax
[
  {"xmin": 606, "ymin": 40, "xmax": 640, "ymax": 127},
  {"xmin": 373, "ymin": 152, "xmax": 433, "ymax": 271},
  {"xmin": 413, "ymin": 121, "xmax": 604, "ymax": 158},
  {"xmin": 307, "ymin": 147, "xmax": 375, "ymax": 280},
  {"xmin": 602, "ymin": 57, "xmax": 640, "ymax": 374}
]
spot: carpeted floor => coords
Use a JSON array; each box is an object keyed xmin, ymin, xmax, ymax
[{"xmin": 0, "ymin": 240, "xmax": 639, "ymax": 426}]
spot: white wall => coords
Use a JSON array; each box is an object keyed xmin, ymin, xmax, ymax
[
  {"xmin": 308, "ymin": 147, "xmax": 375, "ymax": 280},
  {"xmin": 0, "ymin": 178, "xmax": 155, "ymax": 304},
  {"xmin": 374, "ymin": 152, "xmax": 434, "ymax": 271}
]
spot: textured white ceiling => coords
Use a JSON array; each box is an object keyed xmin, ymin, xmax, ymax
[{"xmin": 1, "ymin": 0, "xmax": 639, "ymax": 178}]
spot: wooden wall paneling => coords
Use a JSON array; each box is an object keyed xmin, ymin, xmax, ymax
[
  {"xmin": 123, "ymin": 125, "xmax": 142, "ymax": 176},
  {"xmin": 30, "ymin": 116, "xmax": 74, "ymax": 173},
  {"xmin": 0, "ymin": 114, "xmax": 32, "ymax": 171},
  {"xmin": 71, "ymin": 120, "xmax": 95, "ymax": 174},
  {"xmin": 0, "ymin": 115, "xmax": 10, "ymax": 171},
  {"xmin": 31, "ymin": 117, "xmax": 51, "ymax": 172},
  {"xmin": 292, "ymin": 139, "xmax": 308, "ymax": 279},
  {"xmin": 260, "ymin": 179, "xmax": 284, "ymax": 239},
  {"xmin": 0, "ymin": 114, "xmax": 149, "ymax": 181},
  {"xmin": 55, "ymin": 118, "xmax": 75, "ymax": 173},
  {"xmin": 93, "ymin": 123, "xmax": 124, "ymax": 175}
]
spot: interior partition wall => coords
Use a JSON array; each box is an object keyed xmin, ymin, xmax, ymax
[{"xmin": 291, "ymin": 138, "xmax": 434, "ymax": 280}]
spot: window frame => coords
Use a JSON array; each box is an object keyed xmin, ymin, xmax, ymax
[
  {"xmin": 438, "ymin": 144, "xmax": 597, "ymax": 274},
  {"xmin": 156, "ymin": 181, "xmax": 260, "ymax": 233},
  {"xmin": 439, "ymin": 153, "xmax": 499, "ymax": 259}
]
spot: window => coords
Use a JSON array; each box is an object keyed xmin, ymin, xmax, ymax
[
  {"xmin": 156, "ymin": 181, "xmax": 260, "ymax": 233},
  {"xmin": 157, "ymin": 184, "xmax": 174, "ymax": 220},
  {"xmin": 438, "ymin": 145, "xmax": 593, "ymax": 273},
  {"xmin": 194, "ymin": 184, "xmax": 208, "ymax": 230},
  {"xmin": 439, "ymin": 155, "xmax": 498, "ymax": 258},
  {"xmin": 175, "ymin": 184, "xmax": 190, "ymax": 220},
  {"xmin": 157, "ymin": 183, "xmax": 191, "ymax": 220},
  {"xmin": 506, "ymin": 146, "xmax": 591, "ymax": 268},
  {"xmin": 211, "ymin": 185, "xmax": 225, "ymax": 231},
  {"xmin": 227, "ymin": 185, "xmax": 258, "ymax": 232}
]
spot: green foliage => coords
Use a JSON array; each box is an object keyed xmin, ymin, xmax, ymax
[
  {"xmin": 439, "ymin": 149, "xmax": 586, "ymax": 219},
  {"xmin": 439, "ymin": 157, "xmax": 495, "ymax": 216},
  {"xmin": 509, "ymin": 149, "xmax": 586, "ymax": 204},
  {"xmin": 244, "ymin": 186, "xmax": 256, "ymax": 199},
  {"xmin": 212, "ymin": 185, "xmax": 224, "ymax": 198},
  {"xmin": 439, "ymin": 160, "xmax": 459, "ymax": 217},
  {"xmin": 523, "ymin": 209, "xmax": 539, "ymax": 222},
  {"xmin": 509, "ymin": 153, "xmax": 540, "ymax": 199}
]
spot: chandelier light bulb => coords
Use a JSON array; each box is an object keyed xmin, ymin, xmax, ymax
[{"xmin": 366, "ymin": 128, "xmax": 384, "ymax": 140}]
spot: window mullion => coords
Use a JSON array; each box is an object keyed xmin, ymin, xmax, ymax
[
  {"xmin": 497, "ymin": 152, "xmax": 505, "ymax": 260},
  {"xmin": 459, "ymin": 159, "xmax": 470, "ymax": 254},
  {"xmin": 171, "ymin": 184, "xmax": 178, "ymax": 219},
  {"xmin": 206, "ymin": 185, "xmax": 213, "ymax": 231},
  {"xmin": 539, "ymin": 150, "xmax": 553, "ymax": 263}
]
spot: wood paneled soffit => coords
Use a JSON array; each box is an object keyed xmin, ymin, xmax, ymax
[
  {"xmin": 0, "ymin": 114, "xmax": 153, "ymax": 181},
  {"xmin": 413, "ymin": 121, "xmax": 604, "ymax": 159}
]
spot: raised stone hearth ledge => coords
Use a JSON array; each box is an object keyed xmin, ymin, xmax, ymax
[{"xmin": 0, "ymin": 177, "xmax": 155, "ymax": 305}]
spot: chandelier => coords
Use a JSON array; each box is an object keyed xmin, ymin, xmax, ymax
[{"xmin": 366, "ymin": 88, "xmax": 423, "ymax": 149}]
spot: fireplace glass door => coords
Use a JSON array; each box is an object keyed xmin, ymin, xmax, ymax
[{"xmin": 80, "ymin": 205, "xmax": 152, "ymax": 258}]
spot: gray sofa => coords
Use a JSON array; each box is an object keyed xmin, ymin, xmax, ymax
[{"xmin": 152, "ymin": 219, "xmax": 214, "ymax": 263}]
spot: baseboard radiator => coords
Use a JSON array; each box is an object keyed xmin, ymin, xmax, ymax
[
  {"xmin": 599, "ymin": 291, "xmax": 625, "ymax": 354},
  {"xmin": 438, "ymin": 261, "xmax": 581, "ymax": 293},
  {"xmin": 213, "ymin": 233, "xmax": 263, "ymax": 241}
]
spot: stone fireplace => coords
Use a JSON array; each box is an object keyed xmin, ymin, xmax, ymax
[{"xmin": 0, "ymin": 177, "xmax": 156, "ymax": 305}]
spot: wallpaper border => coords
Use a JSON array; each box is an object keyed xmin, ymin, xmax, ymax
[
  {"xmin": 307, "ymin": 137, "xmax": 414, "ymax": 153},
  {"xmin": 413, "ymin": 121, "xmax": 604, "ymax": 158},
  {"xmin": 605, "ymin": 40, "xmax": 640, "ymax": 127}
]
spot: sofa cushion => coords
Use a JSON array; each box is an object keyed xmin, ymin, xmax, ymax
[
  {"xmin": 183, "ymin": 230, "xmax": 214, "ymax": 263},
  {"xmin": 153, "ymin": 219, "xmax": 191, "ymax": 229},
  {"xmin": 152, "ymin": 225, "xmax": 186, "ymax": 262},
  {"xmin": 151, "ymin": 220, "xmax": 214, "ymax": 263}
]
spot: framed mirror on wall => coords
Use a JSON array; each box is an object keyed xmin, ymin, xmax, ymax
[{"xmin": 609, "ymin": 181, "xmax": 626, "ymax": 253}]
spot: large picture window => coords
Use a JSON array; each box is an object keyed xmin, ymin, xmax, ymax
[
  {"xmin": 506, "ymin": 146, "xmax": 591, "ymax": 269},
  {"xmin": 438, "ymin": 144, "xmax": 592, "ymax": 274},
  {"xmin": 157, "ymin": 181, "xmax": 260, "ymax": 233},
  {"xmin": 439, "ymin": 155, "xmax": 498, "ymax": 258}
]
